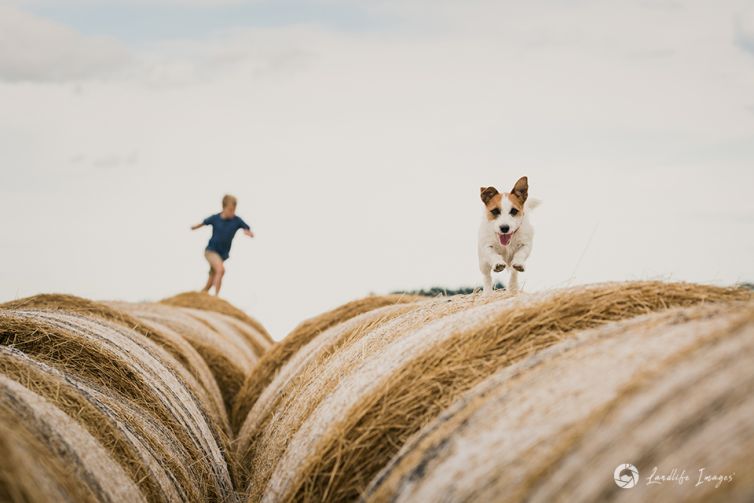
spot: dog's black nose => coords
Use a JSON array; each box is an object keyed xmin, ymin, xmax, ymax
[{"xmin": 500, "ymin": 225, "xmax": 510, "ymax": 234}]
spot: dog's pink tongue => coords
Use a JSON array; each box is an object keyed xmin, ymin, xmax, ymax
[{"xmin": 499, "ymin": 233, "xmax": 512, "ymax": 246}]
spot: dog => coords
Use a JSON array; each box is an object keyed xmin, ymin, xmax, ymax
[{"xmin": 478, "ymin": 176, "xmax": 538, "ymax": 293}]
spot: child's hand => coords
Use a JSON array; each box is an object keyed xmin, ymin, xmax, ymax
[{"xmin": 244, "ymin": 229, "xmax": 255, "ymax": 238}]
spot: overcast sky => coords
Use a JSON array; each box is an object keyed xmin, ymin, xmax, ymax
[{"xmin": 1, "ymin": 0, "xmax": 753, "ymax": 339}]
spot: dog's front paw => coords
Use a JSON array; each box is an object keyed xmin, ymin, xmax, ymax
[
  {"xmin": 512, "ymin": 263, "xmax": 525, "ymax": 272},
  {"xmin": 493, "ymin": 263, "xmax": 506, "ymax": 273}
]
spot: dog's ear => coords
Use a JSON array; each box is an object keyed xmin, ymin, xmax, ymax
[
  {"xmin": 480, "ymin": 186, "xmax": 499, "ymax": 205},
  {"xmin": 511, "ymin": 176, "xmax": 528, "ymax": 204}
]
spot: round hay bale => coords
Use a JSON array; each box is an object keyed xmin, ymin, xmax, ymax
[
  {"xmin": 0, "ymin": 310, "xmax": 236, "ymax": 502},
  {"xmin": 116, "ymin": 312, "xmax": 230, "ymax": 432},
  {"xmin": 231, "ymin": 294, "xmax": 423, "ymax": 434},
  {"xmin": 0, "ymin": 373, "xmax": 145, "ymax": 503},
  {"xmin": 221, "ymin": 315, "xmax": 273, "ymax": 358},
  {"xmin": 1, "ymin": 293, "xmax": 142, "ymax": 325},
  {"xmin": 244, "ymin": 281, "xmax": 748, "ymax": 502},
  {"xmin": 0, "ymin": 410, "xmax": 95, "ymax": 503},
  {"xmin": 2, "ymin": 294, "xmax": 229, "ymax": 433},
  {"xmin": 120, "ymin": 302, "xmax": 258, "ymax": 412},
  {"xmin": 0, "ymin": 345, "xmax": 192, "ymax": 501},
  {"xmin": 161, "ymin": 291, "xmax": 272, "ymax": 343},
  {"xmin": 364, "ymin": 300, "xmax": 754, "ymax": 503},
  {"xmin": 182, "ymin": 307, "xmax": 263, "ymax": 364},
  {"xmin": 239, "ymin": 291, "xmax": 508, "ymax": 501},
  {"xmin": 234, "ymin": 300, "xmax": 438, "ymax": 484}
]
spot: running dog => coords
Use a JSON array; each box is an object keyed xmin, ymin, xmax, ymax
[{"xmin": 478, "ymin": 176, "xmax": 538, "ymax": 293}]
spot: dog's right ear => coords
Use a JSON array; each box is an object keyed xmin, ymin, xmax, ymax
[
  {"xmin": 480, "ymin": 186, "xmax": 499, "ymax": 205},
  {"xmin": 511, "ymin": 176, "xmax": 528, "ymax": 204}
]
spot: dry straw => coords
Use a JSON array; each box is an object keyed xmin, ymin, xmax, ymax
[
  {"xmin": 119, "ymin": 302, "xmax": 260, "ymax": 412},
  {"xmin": 0, "ymin": 409, "xmax": 96, "ymax": 503},
  {"xmin": 0, "ymin": 373, "xmax": 144, "ymax": 503},
  {"xmin": 234, "ymin": 299, "xmax": 439, "ymax": 484},
  {"xmin": 231, "ymin": 294, "xmax": 422, "ymax": 433},
  {"xmin": 364, "ymin": 300, "xmax": 754, "ymax": 503},
  {"xmin": 161, "ymin": 291, "xmax": 272, "ymax": 344},
  {"xmin": 239, "ymin": 292, "xmax": 507, "ymax": 500},
  {"xmin": 182, "ymin": 307, "xmax": 266, "ymax": 362},
  {"xmin": 0, "ymin": 310, "xmax": 237, "ymax": 502},
  {"xmin": 0, "ymin": 345, "xmax": 189, "ymax": 502},
  {"xmin": 3, "ymin": 294, "xmax": 229, "ymax": 432},
  {"xmin": 243, "ymin": 281, "xmax": 748, "ymax": 502}
]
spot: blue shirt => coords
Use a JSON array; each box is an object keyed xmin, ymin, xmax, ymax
[{"xmin": 203, "ymin": 213, "xmax": 250, "ymax": 260}]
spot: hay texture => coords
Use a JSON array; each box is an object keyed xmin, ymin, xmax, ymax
[
  {"xmin": 0, "ymin": 373, "xmax": 144, "ymax": 503},
  {"xmin": 231, "ymin": 294, "xmax": 422, "ymax": 433},
  {"xmin": 161, "ymin": 291, "xmax": 273, "ymax": 344},
  {"xmin": 364, "ymin": 300, "xmax": 754, "ymax": 503},
  {"xmin": 4, "ymin": 294, "xmax": 229, "ymax": 432},
  {"xmin": 118, "ymin": 302, "xmax": 263, "ymax": 412},
  {"xmin": 0, "ymin": 309, "xmax": 236, "ymax": 502},
  {"xmin": 237, "ymin": 291, "xmax": 509, "ymax": 500},
  {"xmin": 239, "ymin": 282, "xmax": 748, "ymax": 502}
]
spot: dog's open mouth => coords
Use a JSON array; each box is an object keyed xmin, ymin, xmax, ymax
[{"xmin": 498, "ymin": 233, "xmax": 512, "ymax": 246}]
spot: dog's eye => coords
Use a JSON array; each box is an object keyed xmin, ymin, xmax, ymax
[
  {"xmin": 490, "ymin": 208, "xmax": 501, "ymax": 217},
  {"xmin": 509, "ymin": 208, "xmax": 519, "ymax": 216}
]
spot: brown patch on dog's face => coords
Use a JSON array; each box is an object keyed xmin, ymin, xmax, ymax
[
  {"xmin": 481, "ymin": 186, "xmax": 503, "ymax": 221},
  {"xmin": 506, "ymin": 192, "xmax": 524, "ymax": 213},
  {"xmin": 484, "ymin": 193, "xmax": 503, "ymax": 220}
]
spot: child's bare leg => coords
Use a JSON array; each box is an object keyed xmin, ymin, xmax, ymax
[
  {"xmin": 201, "ymin": 272, "xmax": 213, "ymax": 293},
  {"xmin": 204, "ymin": 252, "xmax": 225, "ymax": 295},
  {"xmin": 212, "ymin": 265, "xmax": 225, "ymax": 295}
]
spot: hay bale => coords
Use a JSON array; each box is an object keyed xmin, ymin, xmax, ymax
[
  {"xmin": 118, "ymin": 313, "xmax": 230, "ymax": 432},
  {"xmin": 3, "ymin": 294, "xmax": 229, "ymax": 433},
  {"xmin": 0, "ymin": 373, "xmax": 144, "ymax": 503},
  {"xmin": 231, "ymin": 294, "xmax": 423, "ymax": 434},
  {"xmin": 0, "ymin": 345, "xmax": 191, "ymax": 502},
  {"xmin": 2, "ymin": 293, "xmax": 142, "ymax": 325},
  {"xmin": 221, "ymin": 315, "xmax": 273, "ymax": 358},
  {"xmin": 0, "ymin": 310, "xmax": 236, "ymax": 502},
  {"xmin": 234, "ymin": 300, "xmax": 437, "ymax": 483},
  {"xmin": 120, "ymin": 302, "xmax": 258, "ymax": 413},
  {"xmin": 239, "ymin": 291, "xmax": 508, "ymax": 501},
  {"xmin": 242, "ymin": 282, "xmax": 748, "ymax": 502},
  {"xmin": 364, "ymin": 301, "xmax": 754, "ymax": 502},
  {"xmin": 0, "ymin": 411, "xmax": 93, "ymax": 503},
  {"xmin": 161, "ymin": 291, "xmax": 272, "ymax": 343},
  {"xmin": 182, "ymin": 307, "xmax": 263, "ymax": 364}
]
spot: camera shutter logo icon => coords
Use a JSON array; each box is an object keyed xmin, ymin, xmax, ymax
[{"xmin": 614, "ymin": 464, "xmax": 639, "ymax": 489}]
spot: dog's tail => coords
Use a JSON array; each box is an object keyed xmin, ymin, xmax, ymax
[{"xmin": 526, "ymin": 197, "xmax": 542, "ymax": 210}]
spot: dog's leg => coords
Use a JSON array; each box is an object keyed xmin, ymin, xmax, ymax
[
  {"xmin": 482, "ymin": 246, "xmax": 506, "ymax": 273},
  {"xmin": 508, "ymin": 269, "xmax": 520, "ymax": 292},
  {"xmin": 511, "ymin": 243, "xmax": 532, "ymax": 273},
  {"xmin": 479, "ymin": 245, "xmax": 504, "ymax": 293},
  {"xmin": 482, "ymin": 268, "xmax": 493, "ymax": 293}
]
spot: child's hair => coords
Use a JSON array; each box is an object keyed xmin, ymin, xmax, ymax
[{"xmin": 222, "ymin": 194, "xmax": 237, "ymax": 208}]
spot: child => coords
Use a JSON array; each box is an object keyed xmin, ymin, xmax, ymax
[{"xmin": 191, "ymin": 194, "xmax": 254, "ymax": 295}]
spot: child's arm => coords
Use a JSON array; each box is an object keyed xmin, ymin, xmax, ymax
[
  {"xmin": 193, "ymin": 215, "xmax": 216, "ymax": 231},
  {"xmin": 239, "ymin": 216, "xmax": 254, "ymax": 237}
]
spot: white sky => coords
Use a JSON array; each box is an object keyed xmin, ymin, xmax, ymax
[{"xmin": 1, "ymin": 0, "xmax": 753, "ymax": 339}]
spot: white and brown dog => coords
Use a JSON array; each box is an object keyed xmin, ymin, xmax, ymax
[{"xmin": 478, "ymin": 176, "xmax": 537, "ymax": 293}]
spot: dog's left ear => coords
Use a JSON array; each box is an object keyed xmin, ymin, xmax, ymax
[
  {"xmin": 511, "ymin": 176, "xmax": 528, "ymax": 204},
  {"xmin": 480, "ymin": 186, "xmax": 499, "ymax": 205}
]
